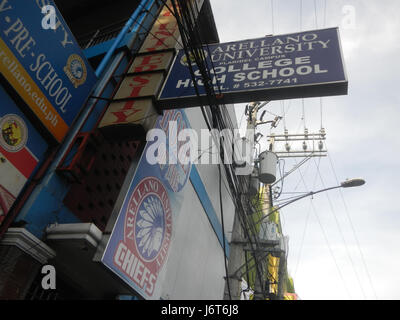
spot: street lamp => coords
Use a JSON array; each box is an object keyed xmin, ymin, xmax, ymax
[
  {"xmin": 255, "ymin": 178, "xmax": 365, "ymax": 225},
  {"xmin": 340, "ymin": 178, "xmax": 365, "ymax": 188},
  {"xmin": 247, "ymin": 178, "xmax": 365, "ymax": 300}
]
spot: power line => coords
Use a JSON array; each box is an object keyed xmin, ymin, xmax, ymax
[
  {"xmin": 326, "ymin": 147, "xmax": 379, "ymax": 300},
  {"xmin": 164, "ymin": 0, "xmax": 268, "ymax": 297},
  {"xmin": 314, "ymin": 0, "xmax": 319, "ymax": 28},
  {"xmin": 311, "ymin": 156, "xmax": 368, "ymax": 299},
  {"xmin": 300, "ymin": 0, "xmax": 303, "ymax": 31},
  {"xmin": 270, "ymin": 0, "xmax": 275, "ymax": 34},
  {"xmin": 293, "ymin": 198, "xmax": 312, "ymax": 278},
  {"xmin": 320, "ymin": 97, "xmax": 323, "ymax": 129},
  {"xmin": 294, "ymin": 158, "xmax": 353, "ymax": 299},
  {"xmin": 301, "ymin": 99, "xmax": 306, "ymax": 130},
  {"xmin": 293, "ymin": 155, "xmax": 321, "ymax": 277},
  {"xmin": 281, "ymin": 101, "xmax": 287, "ymax": 130}
]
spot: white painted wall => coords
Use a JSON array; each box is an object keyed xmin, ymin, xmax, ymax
[
  {"xmin": 153, "ymin": 106, "xmax": 239, "ymax": 300},
  {"xmin": 185, "ymin": 106, "xmax": 236, "ymax": 242},
  {"xmin": 154, "ymin": 182, "xmax": 226, "ymax": 299}
]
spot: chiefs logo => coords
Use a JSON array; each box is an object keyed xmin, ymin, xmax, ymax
[{"xmin": 124, "ymin": 177, "xmax": 172, "ymax": 274}]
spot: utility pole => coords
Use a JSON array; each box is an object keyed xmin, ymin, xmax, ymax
[
  {"xmin": 225, "ymin": 101, "xmax": 287, "ymax": 300},
  {"xmin": 225, "ymin": 96, "xmax": 332, "ymax": 300},
  {"xmin": 225, "ymin": 101, "xmax": 278, "ymax": 300},
  {"xmin": 224, "ymin": 101, "xmax": 263, "ymax": 300},
  {"xmin": 248, "ymin": 102, "xmax": 265, "ymax": 301}
]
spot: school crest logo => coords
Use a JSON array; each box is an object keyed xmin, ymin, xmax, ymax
[
  {"xmin": 180, "ymin": 49, "xmax": 208, "ymax": 66},
  {"xmin": 64, "ymin": 54, "xmax": 87, "ymax": 88},
  {"xmin": 0, "ymin": 114, "xmax": 28, "ymax": 153}
]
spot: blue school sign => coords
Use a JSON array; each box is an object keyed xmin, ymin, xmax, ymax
[
  {"xmin": 0, "ymin": 0, "xmax": 97, "ymax": 142},
  {"xmin": 158, "ymin": 27, "xmax": 347, "ymax": 109}
]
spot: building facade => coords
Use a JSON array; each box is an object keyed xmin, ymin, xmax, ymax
[
  {"xmin": 0, "ymin": 0, "xmax": 297, "ymax": 300},
  {"xmin": 0, "ymin": 0, "xmax": 239, "ymax": 300}
]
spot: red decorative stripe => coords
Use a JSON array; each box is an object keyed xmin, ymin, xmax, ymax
[
  {"xmin": 0, "ymin": 184, "xmax": 16, "ymax": 215},
  {"xmin": 0, "ymin": 145, "xmax": 38, "ymax": 178}
]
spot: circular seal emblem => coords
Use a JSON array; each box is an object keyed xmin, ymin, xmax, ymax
[
  {"xmin": 64, "ymin": 54, "xmax": 87, "ymax": 88},
  {"xmin": 180, "ymin": 49, "xmax": 208, "ymax": 66},
  {"xmin": 124, "ymin": 177, "xmax": 172, "ymax": 274},
  {"xmin": 0, "ymin": 114, "xmax": 28, "ymax": 153}
]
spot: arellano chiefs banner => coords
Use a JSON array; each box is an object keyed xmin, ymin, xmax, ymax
[
  {"xmin": 0, "ymin": 85, "xmax": 48, "ymax": 226},
  {"xmin": 0, "ymin": 0, "xmax": 97, "ymax": 143},
  {"xmin": 102, "ymin": 109, "xmax": 192, "ymax": 299}
]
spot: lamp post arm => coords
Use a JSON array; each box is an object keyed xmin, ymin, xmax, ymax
[{"xmin": 254, "ymin": 185, "xmax": 341, "ymax": 226}]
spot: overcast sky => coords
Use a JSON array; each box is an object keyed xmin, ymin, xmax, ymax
[{"xmin": 210, "ymin": 0, "xmax": 400, "ymax": 300}]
